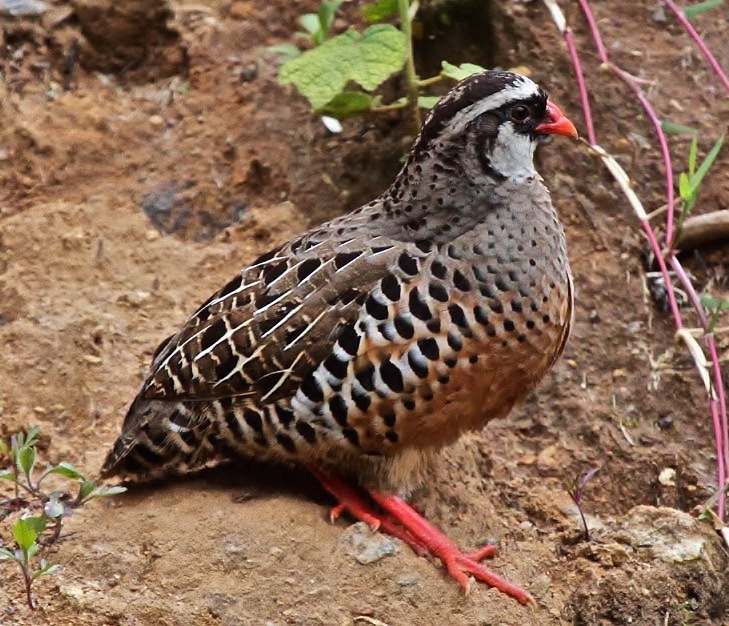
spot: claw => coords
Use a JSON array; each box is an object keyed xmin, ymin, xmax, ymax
[{"xmin": 465, "ymin": 544, "xmax": 499, "ymax": 562}]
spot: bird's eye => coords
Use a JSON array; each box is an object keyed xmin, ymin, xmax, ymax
[{"xmin": 509, "ymin": 105, "xmax": 531, "ymax": 123}]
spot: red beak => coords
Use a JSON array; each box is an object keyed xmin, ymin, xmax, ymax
[{"xmin": 535, "ymin": 100, "xmax": 578, "ymax": 139}]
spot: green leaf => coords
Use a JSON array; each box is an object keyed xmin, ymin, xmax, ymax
[
  {"xmin": 12, "ymin": 518, "xmax": 40, "ymax": 552},
  {"xmin": 684, "ymin": 0, "xmax": 724, "ymax": 20},
  {"xmin": 265, "ymin": 43, "xmax": 302, "ymax": 61},
  {"xmin": 417, "ymin": 95, "xmax": 440, "ymax": 109},
  {"xmin": 678, "ymin": 171, "xmax": 692, "ymax": 200},
  {"xmin": 47, "ymin": 461, "xmax": 84, "ymax": 481},
  {"xmin": 0, "ymin": 439, "xmax": 8, "ymax": 454},
  {"xmin": 0, "ymin": 468, "xmax": 15, "ymax": 481},
  {"xmin": 33, "ymin": 562, "xmax": 61, "ymax": 579},
  {"xmin": 17, "ymin": 427, "xmax": 39, "ymax": 449},
  {"xmin": 688, "ymin": 137, "xmax": 698, "ymax": 176},
  {"xmin": 689, "ymin": 133, "xmax": 725, "ymax": 192},
  {"xmin": 0, "ymin": 547, "xmax": 15, "ymax": 560},
  {"xmin": 700, "ymin": 294, "xmax": 729, "ymax": 311},
  {"xmin": 17, "ymin": 445, "xmax": 37, "ymax": 477},
  {"xmin": 77, "ymin": 480, "xmax": 97, "ymax": 502},
  {"xmin": 299, "ymin": 13, "xmax": 321, "ymax": 36},
  {"xmin": 318, "ymin": 91, "xmax": 376, "ymax": 118},
  {"xmin": 362, "ymin": 0, "xmax": 399, "ymax": 22},
  {"xmin": 89, "ymin": 484, "xmax": 127, "ymax": 498},
  {"xmin": 441, "ymin": 61, "xmax": 488, "ymax": 82},
  {"xmin": 23, "ymin": 515, "xmax": 48, "ymax": 535},
  {"xmin": 279, "ymin": 24, "xmax": 407, "ymax": 110},
  {"xmin": 318, "ymin": 0, "xmax": 345, "ymax": 33},
  {"xmin": 661, "ymin": 120, "xmax": 698, "ymax": 136}
]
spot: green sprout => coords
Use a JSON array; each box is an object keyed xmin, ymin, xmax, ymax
[
  {"xmin": 0, "ymin": 427, "xmax": 125, "ymax": 609},
  {"xmin": 676, "ymin": 132, "xmax": 725, "ymax": 229},
  {"xmin": 700, "ymin": 295, "xmax": 729, "ymax": 333}
]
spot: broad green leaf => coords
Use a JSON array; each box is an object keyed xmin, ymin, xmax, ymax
[
  {"xmin": 661, "ymin": 120, "xmax": 698, "ymax": 136},
  {"xmin": 684, "ymin": 0, "xmax": 724, "ymax": 20},
  {"xmin": 0, "ymin": 468, "xmax": 15, "ymax": 481},
  {"xmin": 441, "ymin": 61, "xmax": 487, "ymax": 82},
  {"xmin": 318, "ymin": 91, "xmax": 375, "ymax": 118},
  {"xmin": 362, "ymin": 0, "xmax": 399, "ymax": 21},
  {"xmin": 689, "ymin": 133, "xmax": 725, "ymax": 192},
  {"xmin": 678, "ymin": 172, "xmax": 692, "ymax": 200},
  {"xmin": 12, "ymin": 518, "xmax": 40, "ymax": 551},
  {"xmin": 47, "ymin": 461, "xmax": 84, "ymax": 481},
  {"xmin": 417, "ymin": 95, "xmax": 440, "ymax": 109},
  {"xmin": 23, "ymin": 515, "xmax": 48, "ymax": 535},
  {"xmin": 17, "ymin": 445, "xmax": 36, "ymax": 477},
  {"xmin": 279, "ymin": 25, "xmax": 407, "ymax": 110}
]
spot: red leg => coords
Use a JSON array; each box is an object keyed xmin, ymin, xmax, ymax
[
  {"xmin": 369, "ymin": 491, "xmax": 533, "ymax": 605},
  {"xmin": 308, "ymin": 466, "xmax": 428, "ymax": 556},
  {"xmin": 308, "ymin": 467, "xmax": 532, "ymax": 604}
]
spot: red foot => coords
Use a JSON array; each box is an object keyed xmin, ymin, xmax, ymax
[
  {"xmin": 309, "ymin": 467, "xmax": 428, "ymax": 556},
  {"xmin": 308, "ymin": 467, "xmax": 533, "ymax": 605}
]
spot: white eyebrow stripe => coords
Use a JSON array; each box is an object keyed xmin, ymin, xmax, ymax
[{"xmin": 441, "ymin": 79, "xmax": 539, "ymax": 139}]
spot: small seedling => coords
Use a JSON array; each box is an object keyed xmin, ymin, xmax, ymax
[
  {"xmin": 675, "ymin": 132, "xmax": 725, "ymax": 234},
  {"xmin": 700, "ymin": 295, "xmax": 729, "ymax": 333},
  {"xmin": 0, "ymin": 427, "xmax": 125, "ymax": 609},
  {"xmin": 565, "ymin": 467, "xmax": 600, "ymax": 541}
]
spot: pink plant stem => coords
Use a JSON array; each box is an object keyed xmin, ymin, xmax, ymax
[
  {"xmin": 670, "ymin": 256, "xmax": 708, "ymax": 328},
  {"xmin": 567, "ymin": 0, "xmax": 729, "ymax": 521},
  {"xmin": 710, "ymin": 398, "xmax": 726, "ymax": 520},
  {"xmin": 575, "ymin": 0, "xmax": 608, "ymax": 63},
  {"xmin": 662, "ymin": 0, "xmax": 729, "ymax": 95},
  {"xmin": 644, "ymin": 223, "xmax": 682, "ymax": 329},
  {"xmin": 563, "ymin": 29, "xmax": 597, "ymax": 145},
  {"xmin": 706, "ymin": 334, "xmax": 729, "ymax": 520}
]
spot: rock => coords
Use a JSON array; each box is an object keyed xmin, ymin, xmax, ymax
[
  {"xmin": 0, "ymin": 0, "xmax": 47, "ymax": 17},
  {"xmin": 618, "ymin": 505, "xmax": 708, "ymax": 563},
  {"xmin": 341, "ymin": 522, "xmax": 400, "ymax": 565}
]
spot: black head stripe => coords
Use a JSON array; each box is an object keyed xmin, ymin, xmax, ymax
[{"xmin": 416, "ymin": 71, "xmax": 528, "ymax": 148}]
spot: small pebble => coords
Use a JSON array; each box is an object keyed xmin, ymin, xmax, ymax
[{"xmin": 341, "ymin": 522, "xmax": 399, "ymax": 565}]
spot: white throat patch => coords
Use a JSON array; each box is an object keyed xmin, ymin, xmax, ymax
[{"xmin": 489, "ymin": 122, "xmax": 538, "ymax": 182}]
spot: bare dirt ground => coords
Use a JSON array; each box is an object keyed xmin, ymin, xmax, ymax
[{"xmin": 2, "ymin": 1, "xmax": 729, "ymax": 624}]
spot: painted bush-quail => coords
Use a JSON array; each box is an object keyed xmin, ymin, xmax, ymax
[{"xmin": 101, "ymin": 70, "xmax": 577, "ymax": 604}]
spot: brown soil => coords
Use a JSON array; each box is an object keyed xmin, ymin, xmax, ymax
[{"xmin": 2, "ymin": 1, "xmax": 729, "ymax": 625}]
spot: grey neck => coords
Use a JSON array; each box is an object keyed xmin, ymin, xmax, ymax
[{"xmin": 372, "ymin": 140, "xmax": 543, "ymax": 244}]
